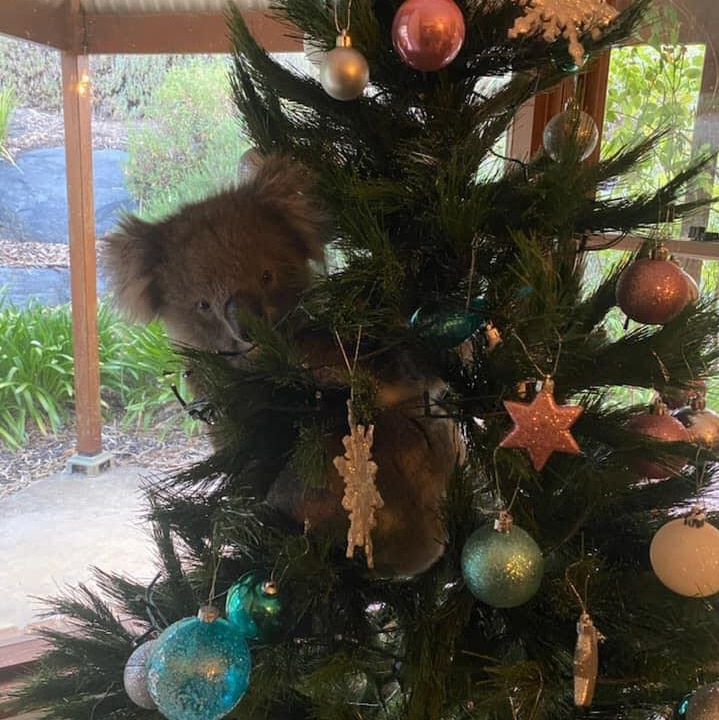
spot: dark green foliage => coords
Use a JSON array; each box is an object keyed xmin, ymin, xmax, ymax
[{"xmin": 8, "ymin": 1, "xmax": 719, "ymax": 720}]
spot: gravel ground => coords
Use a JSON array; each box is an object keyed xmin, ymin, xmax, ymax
[{"xmin": 1, "ymin": 107, "xmax": 212, "ymax": 499}]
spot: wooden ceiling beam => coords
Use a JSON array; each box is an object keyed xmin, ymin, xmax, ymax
[
  {"xmin": 83, "ymin": 9, "xmax": 301, "ymax": 54},
  {"xmin": 0, "ymin": 0, "xmax": 71, "ymax": 50}
]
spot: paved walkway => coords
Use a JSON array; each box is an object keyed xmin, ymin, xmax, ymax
[
  {"xmin": 0, "ymin": 463, "xmax": 156, "ymax": 631},
  {"xmin": 0, "ymin": 146, "xmax": 133, "ymax": 307}
]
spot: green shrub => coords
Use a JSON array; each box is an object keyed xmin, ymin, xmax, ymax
[
  {"xmin": 0, "ymin": 86, "xmax": 16, "ymax": 159},
  {"xmin": 0, "ymin": 36, "xmax": 206, "ymax": 119},
  {"xmin": 0, "ymin": 296, "xmax": 197, "ymax": 449},
  {"xmin": 124, "ymin": 58, "xmax": 248, "ymax": 217}
]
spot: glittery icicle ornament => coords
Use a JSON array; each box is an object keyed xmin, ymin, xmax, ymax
[
  {"xmin": 333, "ymin": 399, "xmax": 384, "ymax": 568},
  {"xmin": 500, "ymin": 376, "xmax": 583, "ymax": 470},
  {"xmin": 508, "ymin": 0, "xmax": 618, "ymax": 68},
  {"xmin": 574, "ymin": 611, "xmax": 604, "ymax": 707}
]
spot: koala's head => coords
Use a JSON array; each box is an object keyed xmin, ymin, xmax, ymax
[{"xmin": 102, "ymin": 155, "xmax": 328, "ymax": 356}]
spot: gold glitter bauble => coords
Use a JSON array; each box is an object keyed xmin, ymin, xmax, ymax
[
  {"xmin": 650, "ymin": 517, "xmax": 719, "ymax": 597},
  {"xmin": 616, "ymin": 256, "xmax": 692, "ymax": 325},
  {"xmin": 625, "ymin": 409, "xmax": 689, "ymax": 479}
]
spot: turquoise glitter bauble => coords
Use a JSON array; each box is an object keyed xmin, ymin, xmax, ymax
[
  {"xmin": 225, "ymin": 571, "xmax": 285, "ymax": 642},
  {"xmin": 461, "ymin": 523, "xmax": 544, "ymax": 608},
  {"xmin": 146, "ymin": 607, "xmax": 251, "ymax": 720}
]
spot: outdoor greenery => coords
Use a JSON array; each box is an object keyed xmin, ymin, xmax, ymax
[
  {"xmin": 0, "ymin": 85, "xmax": 16, "ymax": 162},
  {"xmin": 124, "ymin": 59, "xmax": 249, "ymax": 219},
  {"xmin": 0, "ymin": 296, "xmax": 193, "ymax": 449},
  {"xmin": 600, "ymin": 4, "xmax": 716, "ymax": 229},
  {"xmin": 0, "ymin": 37, "xmax": 194, "ymax": 118}
]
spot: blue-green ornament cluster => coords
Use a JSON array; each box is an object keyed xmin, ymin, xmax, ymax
[
  {"xmin": 146, "ymin": 606, "xmax": 252, "ymax": 720},
  {"xmin": 225, "ymin": 571, "xmax": 285, "ymax": 642},
  {"xmin": 461, "ymin": 513, "xmax": 544, "ymax": 608}
]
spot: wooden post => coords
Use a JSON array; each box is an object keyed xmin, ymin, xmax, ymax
[{"xmin": 61, "ymin": 51, "xmax": 104, "ymax": 461}]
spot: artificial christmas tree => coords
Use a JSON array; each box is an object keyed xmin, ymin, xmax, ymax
[{"xmin": 5, "ymin": 0, "xmax": 719, "ymax": 719}]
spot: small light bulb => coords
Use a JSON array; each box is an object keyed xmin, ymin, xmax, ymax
[{"xmin": 77, "ymin": 72, "xmax": 91, "ymax": 97}]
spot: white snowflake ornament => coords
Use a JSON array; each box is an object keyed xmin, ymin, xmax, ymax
[{"xmin": 508, "ymin": 0, "xmax": 618, "ymax": 67}]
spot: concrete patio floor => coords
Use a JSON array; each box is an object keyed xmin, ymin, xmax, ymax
[{"xmin": 0, "ymin": 462, "xmax": 157, "ymax": 632}]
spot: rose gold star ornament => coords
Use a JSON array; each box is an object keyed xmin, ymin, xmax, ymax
[{"xmin": 500, "ymin": 377, "xmax": 583, "ymax": 470}]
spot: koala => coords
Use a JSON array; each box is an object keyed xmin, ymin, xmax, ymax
[
  {"xmin": 102, "ymin": 155, "xmax": 461, "ymax": 578},
  {"xmin": 102, "ymin": 155, "xmax": 327, "ymax": 358}
]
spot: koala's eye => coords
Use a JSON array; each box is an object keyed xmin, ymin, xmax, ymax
[
  {"xmin": 196, "ymin": 300, "xmax": 211, "ymax": 311},
  {"xmin": 261, "ymin": 270, "xmax": 273, "ymax": 284}
]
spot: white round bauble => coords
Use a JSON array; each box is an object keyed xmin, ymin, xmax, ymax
[{"xmin": 649, "ymin": 517, "xmax": 719, "ymax": 597}]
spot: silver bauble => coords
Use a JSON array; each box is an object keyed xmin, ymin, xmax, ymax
[
  {"xmin": 543, "ymin": 103, "xmax": 599, "ymax": 161},
  {"xmin": 675, "ymin": 396, "xmax": 719, "ymax": 452},
  {"xmin": 123, "ymin": 640, "xmax": 157, "ymax": 709},
  {"xmin": 320, "ymin": 32, "xmax": 369, "ymax": 101},
  {"xmin": 687, "ymin": 682, "xmax": 719, "ymax": 720}
]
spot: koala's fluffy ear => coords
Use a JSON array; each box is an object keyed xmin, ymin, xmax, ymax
[
  {"xmin": 248, "ymin": 155, "xmax": 329, "ymax": 262},
  {"xmin": 100, "ymin": 216, "xmax": 166, "ymax": 323}
]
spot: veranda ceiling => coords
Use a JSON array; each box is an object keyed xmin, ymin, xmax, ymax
[{"xmin": 0, "ymin": 0, "xmax": 300, "ymax": 54}]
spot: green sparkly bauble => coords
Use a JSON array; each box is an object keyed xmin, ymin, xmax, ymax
[
  {"xmin": 225, "ymin": 571, "xmax": 285, "ymax": 642},
  {"xmin": 461, "ymin": 524, "xmax": 544, "ymax": 608},
  {"xmin": 410, "ymin": 300, "xmax": 486, "ymax": 349}
]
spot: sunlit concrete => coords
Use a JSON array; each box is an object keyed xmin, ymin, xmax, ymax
[{"xmin": 0, "ymin": 465, "xmax": 157, "ymax": 631}]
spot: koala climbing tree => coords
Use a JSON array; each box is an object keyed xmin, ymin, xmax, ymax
[{"xmin": 7, "ymin": 1, "xmax": 719, "ymax": 720}]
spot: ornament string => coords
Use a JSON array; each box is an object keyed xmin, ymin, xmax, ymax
[
  {"xmin": 465, "ymin": 236, "xmax": 480, "ymax": 311},
  {"xmin": 333, "ymin": 0, "xmax": 353, "ymax": 34},
  {"xmin": 207, "ymin": 523, "xmax": 223, "ymax": 607},
  {"xmin": 511, "ymin": 329, "xmax": 562, "ymax": 380}
]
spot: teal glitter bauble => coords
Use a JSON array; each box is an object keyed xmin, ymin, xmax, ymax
[
  {"xmin": 225, "ymin": 571, "xmax": 285, "ymax": 642},
  {"xmin": 410, "ymin": 299, "xmax": 487, "ymax": 349},
  {"xmin": 146, "ymin": 607, "xmax": 251, "ymax": 720},
  {"xmin": 677, "ymin": 693, "xmax": 694, "ymax": 719},
  {"xmin": 461, "ymin": 523, "xmax": 544, "ymax": 608}
]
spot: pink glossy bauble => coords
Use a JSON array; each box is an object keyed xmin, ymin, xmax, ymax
[
  {"xmin": 392, "ymin": 0, "xmax": 465, "ymax": 72},
  {"xmin": 625, "ymin": 412, "xmax": 690, "ymax": 480}
]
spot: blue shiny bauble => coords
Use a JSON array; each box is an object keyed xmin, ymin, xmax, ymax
[
  {"xmin": 225, "ymin": 571, "xmax": 285, "ymax": 642},
  {"xmin": 461, "ymin": 524, "xmax": 544, "ymax": 608},
  {"xmin": 146, "ymin": 610, "xmax": 251, "ymax": 720}
]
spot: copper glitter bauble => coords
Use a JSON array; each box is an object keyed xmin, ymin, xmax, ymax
[
  {"xmin": 392, "ymin": 0, "xmax": 465, "ymax": 72},
  {"xmin": 675, "ymin": 396, "xmax": 719, "ymax": 452},
  {"xmin": 625, "ymin": 405, "xmax": 690, "ymax": 479},
  {"xmin": 650, "ymin": 514, "xmax": 719, "ymax": 597},
  {"xmin": 616, "ymin": 250, "xmax": 693, "ymax": 325},
  {"xmin": 687, "ymin": 682, "xmax": 719, "ymax": 720}
]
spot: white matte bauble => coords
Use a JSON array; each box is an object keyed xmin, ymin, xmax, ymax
[
  {"xmin": 320, "ymin": 32, "xmax": 369, "ymax": 101},
  {"xmin": 687, "ymin": 682, "xmax": 719, "ymax": 720},
  {"xmin": 650, "ymin": 517, "xmax": 719, "ymax": 597}
]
